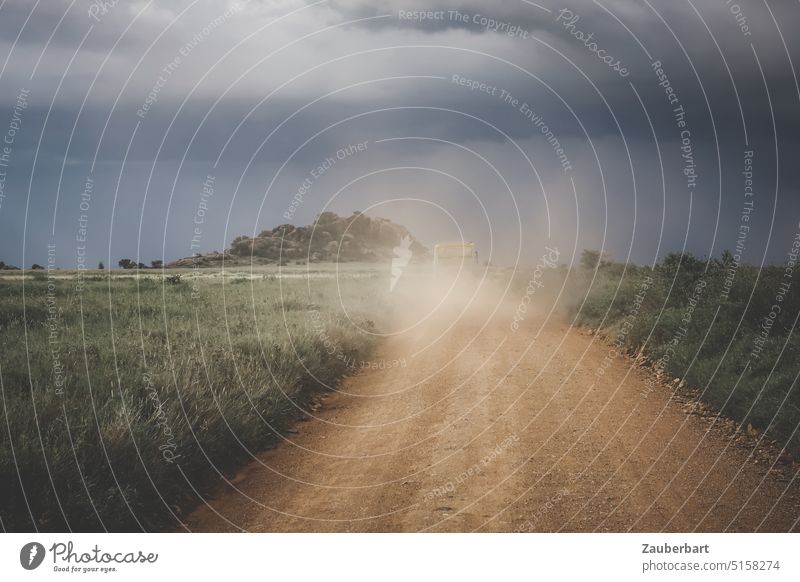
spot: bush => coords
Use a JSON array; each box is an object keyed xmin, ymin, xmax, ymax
[{"xmin": 568, "ymin": 251, "xmax": 800, "ymax": 455}]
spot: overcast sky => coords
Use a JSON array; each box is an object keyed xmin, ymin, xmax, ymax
[{"xmin": 0, "ymin": 0, "xmax": 798, "ymax": 268}]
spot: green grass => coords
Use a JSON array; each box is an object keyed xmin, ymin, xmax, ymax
[
  {"xmin": 565, "ymin": 253, "xmax": 800, "ymax": 455},
  {"xmin": 0, "ymin": 266, "xmax": 387, "ymax": 531},
  {"xmin": 6, "ymin": 255, "xmax": 798, "ymax": 531}
]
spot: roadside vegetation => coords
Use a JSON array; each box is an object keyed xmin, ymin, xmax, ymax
[
  {"xmin": 0, "ymin": 266, "xmax": 385, "ymax": 531},
  {"xmin": 566, "ymin": 250, "xmax": 800, "ymax": 456}
]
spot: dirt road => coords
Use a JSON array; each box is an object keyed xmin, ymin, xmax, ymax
[{"xmin": 184, "ymin": 283, "xmax": 800, "ymax": 532}]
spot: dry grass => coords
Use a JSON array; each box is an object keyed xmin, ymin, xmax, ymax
[{"xmin": 0, "ymin": 265, "xmax": 387, "ymax": 531}]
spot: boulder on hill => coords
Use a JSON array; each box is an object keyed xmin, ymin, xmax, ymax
[{"xmin": 168, "ymin": 212, "xmax": 428, "ymax": 267}]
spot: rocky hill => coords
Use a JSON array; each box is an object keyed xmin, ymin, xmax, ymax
[{"xmin": 168, "ymin": 211, "xmax": 428, "ymax": 267}]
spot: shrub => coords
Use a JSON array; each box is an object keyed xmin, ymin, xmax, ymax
[{"xmin": 568, "ymin": 251, "xmax": 800, "ymax": 455}]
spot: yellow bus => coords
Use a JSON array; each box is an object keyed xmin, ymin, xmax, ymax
[{"xmin": 433, "ymin": 241, "xmax": 479, "ymax": 274}]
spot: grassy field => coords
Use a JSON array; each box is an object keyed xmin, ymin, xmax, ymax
[
  {"xmin": 564, "ymin": 252, "xmax": 800, "ymax": 456},
  {"xmin": 4, "ymin": 254, "xmax": 798, "ymax": 531},
  {"xmin": 0, "ymin": 264, "xmax": 387, "ymax": 531}
]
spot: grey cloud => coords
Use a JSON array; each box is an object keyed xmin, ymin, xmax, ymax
[{"xmin": 1, "ymin": 0, "xmax": 799, "ymax": 267}]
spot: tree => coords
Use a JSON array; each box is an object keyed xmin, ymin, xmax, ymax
[
  {"xmin": 118, "ymin": 258, "xmax": 134, "ymax": 269},
  {"xmin": 151, "ymin": 259, "xmax": 163, "ymax": 269},
  {"xmin": 317, "ymin": 211, "xmax": 337, "ymax": 224},
  {"xmin": 720, "ymin": 250, "xmax": 734, "ymax": 266},
  {"xmin": 98, "ymin": 261, "xmax": 104, "ymax": 270},
  {"xmin": 31, "ymin": 263, "xmax": 44, "ymax": 270},
  {"xmin": 580, "ymin": 249, "xmax": 608, "ymax": 270},
  {"xmin": 659, "ymin": 252, "xmax": 704, "ymax": 278}
]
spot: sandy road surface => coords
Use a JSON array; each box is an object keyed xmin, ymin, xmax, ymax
[{"xmin": 185, "ymin": 283, "xmax": 800, "ymax": 532}]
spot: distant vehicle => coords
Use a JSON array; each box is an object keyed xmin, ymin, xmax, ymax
[{"xmin": 433, "ymin": 241, "xmax": 479, "ymax": 275}]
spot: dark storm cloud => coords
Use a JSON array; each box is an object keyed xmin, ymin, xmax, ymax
[
  {"xmin": 323, "ymin": 0, "xmax": 799, "ymax": 141},
  {"xmin": 0, "ymin": 0, "xmax": 157, "ymax": 55},
  {"xmin": 3, "ymin": 0, "xmax": 797, "ymax": 149},
  {"xmin": 0, "ymin": 0, "xmax": 799, "ymax": 267}
]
